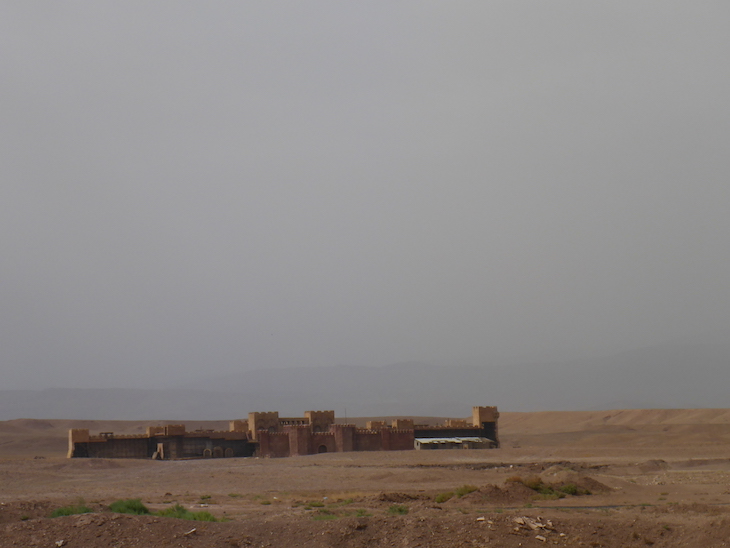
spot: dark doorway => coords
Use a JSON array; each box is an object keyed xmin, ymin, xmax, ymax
[{"xmin": 317, "ymin": 445, "xmax": 328, "ymax": 454}]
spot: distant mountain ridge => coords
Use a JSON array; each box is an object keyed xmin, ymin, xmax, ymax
[{"xmin": 2, "ymin": 342, "xmax": 728, "ymax": 420}]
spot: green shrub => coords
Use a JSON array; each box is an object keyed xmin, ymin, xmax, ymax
[
  {"xmin": 454, "ymin": 485, "xmax": 478, "ymax": 498},
  {"xmin": 50, "ymin": 505, "xmax": 93, "ymax": 518},
  {"xmin": 312, "ymin": 509, "xmax": 338, "ymax": 521},
  {"xmin": 388, "ymin": 504, "xmax": 409, "ymax": 515},
  {"xmin": 558, "ymin": 483, "xmax": 578, "ymax": 496},
  {"xmin": 156, "ymin": 503, "xmax": 219, "ymax": 522},
  {"xmin": 109, "ymin": 499, "xmax": 150, "ymax": 515},
  {"xmin": 308, "ymin": 501, "xmax": 325, "ymax": 508},
  {"xmin": 534, "ymin": 491, "xmax": 565, "ymax": 501},
  {"xmin": 434, "ymin": 492, "xmax": 454, "ymax": 503}
]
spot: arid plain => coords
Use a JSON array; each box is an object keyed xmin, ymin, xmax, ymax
[{"xmin": 3, "ymin": 409, "xmax": 730, "ymax": 547}]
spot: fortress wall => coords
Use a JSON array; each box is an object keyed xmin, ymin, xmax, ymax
[
  {"xmin": 85, "ymin": 437, "xmax": 152, "ymax": 459},
  {"xmin": 257, "ymin": 431, "xmax": 290, "ymax": 458},
  {"xmin": 331, "ymin": 424, "xmax": 355, "ymax": 452},
  {"xmin": 386, "ymin": 429, "xmax": 415, "ymax": 451},
  {"xmin": 286, "ymin": 425, "xmax": 312, "ymax": 457},
  {"xmin": 67, "ymin": 405, "xmax": 498, "ymax": 459},
  {"xmin": 311, "ymin": 432, "xmax": 336, "ymax": 453},
  {"xmin": 177, "ymin": 437, "xmax": 255, "ymax": 458},
  {"xmin": 179, "ymin": 437, "xmax": 208, "ymax": 458},
  {"xmin": 353, "ymin": 430, "xmax": 382, "ymax": 451}
]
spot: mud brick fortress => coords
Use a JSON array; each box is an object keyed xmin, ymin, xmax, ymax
[{"xmin": 68, "ymin": 406, "xmax": 499, "ymax": 460}]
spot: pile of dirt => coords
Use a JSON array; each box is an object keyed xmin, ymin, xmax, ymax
[
  {"xmin": 539, "ymin": 465, "xmax": 612, "ymax": 494},
  {"xmin": 376, "ymin": 492, "xmax": 427, "ymax": 503},
  {"xmin": 639, "ymin": 459, "xmax": 671, "ymax": 473},
  {"xmin": 465, "ymin": 482, "xmax": 537, "ymax": 505}
]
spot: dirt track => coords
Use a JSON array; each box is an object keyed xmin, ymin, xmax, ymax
[{"xmin": 3, "ymin": 410, "xmax": 730, "ymax": 547}]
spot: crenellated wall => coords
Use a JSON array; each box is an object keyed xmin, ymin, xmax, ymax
[
  {"xmin": 69, "ymin": 405, "xmax": 498, "ymax": 459},
  {"xmin": 304, "ymin": 410, "xmax": 335, "ymax": 433},
  {"xmin": 68, "ymin": 424, "xmax": 256, "ymax": 460}
]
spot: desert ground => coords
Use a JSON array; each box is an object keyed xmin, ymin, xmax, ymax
[{"xmin": 3, "ymin": 409, "xmax": 730, "ymax": 547}]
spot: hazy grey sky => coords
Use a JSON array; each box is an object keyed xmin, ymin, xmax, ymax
[{"xmin": 2, "ymin": 2, "xmax": 729, "ymax": 390}]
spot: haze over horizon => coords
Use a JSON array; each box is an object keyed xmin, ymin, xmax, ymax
[{"xmin": 2, "ymin": 3, "xmax": 729, "ymax": 395}]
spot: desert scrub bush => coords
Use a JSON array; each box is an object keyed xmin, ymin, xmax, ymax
[
  {"xmin": 329, "ymin": 498, "xmax": 354, "ymax": 507},
  {"xmin": 312, "ymin": 509, "xmax": 338, "ymax": 521},
  {"xmin": 388, "ymin": 504, "xmax": 409, "ymax": 515},
  {"xmin": 509, "ymin": 476, "xmax": 592, "ymax": 498},
  {"xmin": 109, "ymin": 499, "xmax": 150, "ymax": 515},
  {"xmin": 505, "ymin": 475, "xmax": 523, "ymax": 484},
  {"xmin": 308, "ymin": 501, "xmax": 325, "ymax": 508},
  {"xmin": 454, "ymin": 485, "xmax": 478, "ymax": 498},
  {"xmin": 156, "ymin": 503, "xmax": 219, "ymax": 522},
  {"xmin": 557, "ymin": 483, "xmax": 590, "ymax": 496},
  {"xmin": 434, "ymin": 492, "xmax": 454, "ymax": 503},
  {"xmin": 50, "ymin": 505, "xmax": 93, "ymax": 518}
]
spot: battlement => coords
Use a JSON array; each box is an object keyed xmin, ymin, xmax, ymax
[
  {"xmin": 88, "ymin": 433, "xmax": 148, "ymax": 441},
  {"xmin": 305, "ymin": 410, "xmax": 335, "ymax": 433},
  {"xmin": 229, "ymin": 420, "xmax": 248, "ymax": 433},
  {"xmin": 472, "ymin": 406, "xmax": 499, "ymax": 424},
  {"xmin": 164, "ymin": 424, "xmax": 186, "ymax": 436}
]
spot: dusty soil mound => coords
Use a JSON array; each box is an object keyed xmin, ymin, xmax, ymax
[
  {"xmin": 639, "ymin": 459, "xmax": 670, "ymax": 473},
  {"xmin": 376, "ymin": 492, "xmax": 428, "ymax": 503},
  {"xmin": 453, "ymin": 483, "xmax": 536, "ymax": 506},
  {"xmin": 539, "ymin": 465, "xmax": 612, "ymax": 494}
]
